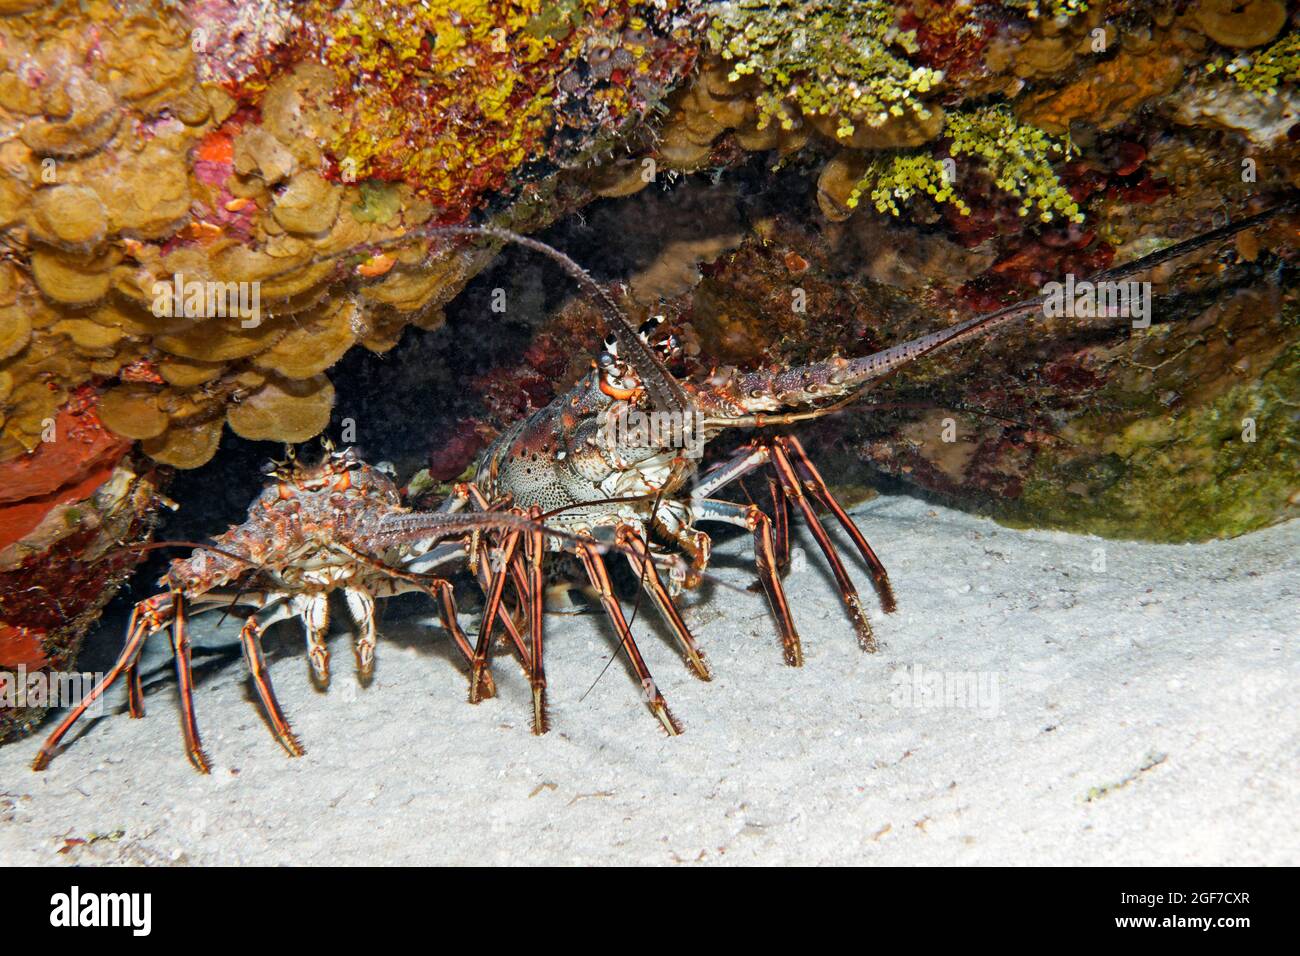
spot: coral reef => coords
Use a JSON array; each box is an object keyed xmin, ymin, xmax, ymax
[{"xmin": 0, "ymin": 0, "xmax": 701, "ymax": 477}]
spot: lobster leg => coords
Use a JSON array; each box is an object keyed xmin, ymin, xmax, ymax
[
  {"xmin": 472, "ymin": 549, "xmax": 533, "ymax": 675},
  {"xmin": 575, "ymin": 543, "xmax": 682, "ymax": 736},
  {"xmin": 169, "ymin": 592, "xmax": 211, "ymax": 773},
  {"xmin": 32, "ymin": 597, "xmax": 169, "ymax": 770},
  {"xmin": 767, "ymin": 477, "xmax": 792, "ymax": 574},
  {"xmin": 295, "ymin": 593, "xmax": 332, "ymax": 687},
  {"xmin": 335, "ymin": 543, "xmax": 503, "ymax": 697},
  {"xmin": 470, "ymin": 530, "xmax": 522, "ymax": 704},
  {"xmin": 344, "ymin": 587, "xmax": 378, "ymax": 683},
  {"xmin": 692, "ymin": 445, "xmax": 771, "ymax": 498},
  {"xmin": 768, "ymin": 442, "xmax": 877, "ymax": 653},
  {"xmin": 524, "ymin": 509, "xmax": 548, "ymax": 734},
  {"xmin": 457, "ymin": 484, "xmax": 536, "ymax": 672},
  {"xmin": 123, "ymin": 589, "xmax": 287, "ymax": 720},
  {"xmin": 428, "ymin": 579, "xmax": 497, "ymax": 700},
  {"xmin": 126, "ymin": 658, "xmax": 145, "ymax": 719},
  {"xmin": 690, "ymin": 499, "xmax": 804, "ymax": 667},
  {"xmin": 617, "ymin": 526, "xmax": 711, "ymax": 681},
  {"xmin": 239, "ymin": 610, "xmax": 305, "ymax": 758},
  {"xmin": 779, "ymin": 435, "xmax": 896, "ymax": 613}
]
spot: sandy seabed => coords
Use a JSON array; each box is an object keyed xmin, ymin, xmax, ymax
[{"xmin": 0, "ymin": 496, "xmax": 1295, "ymax": 866}]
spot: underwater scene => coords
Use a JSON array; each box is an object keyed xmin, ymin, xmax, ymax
[{"xmin": 0, "ymin": 0, "xmax": 1296, "ymax": 873}]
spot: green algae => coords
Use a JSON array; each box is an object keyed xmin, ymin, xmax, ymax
[
  {"xmin": 1206, "ymin": 31, "xmax": 1300, "ymax": 97},
  {"xmin": 705, "ymin": 0, "xmax": 942, "ymax": 139},
  {"xmin": 1005, "ymin": 332, "xmax": 1299, "ymax": 542},
  {"xmin": 853, "ymin": 105, "xmax": 1083, "ymax": 223}
]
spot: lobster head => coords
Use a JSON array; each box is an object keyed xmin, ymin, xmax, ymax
[{"xmin": 262, "ymin": 441, "xmax": 398, "ymax": 498}]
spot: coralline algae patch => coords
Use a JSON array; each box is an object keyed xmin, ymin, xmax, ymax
[{"xmin": 212, "ymin": 0, "xmax": 704, "ymax": 212}]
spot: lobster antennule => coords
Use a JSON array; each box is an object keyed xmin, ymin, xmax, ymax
[
  {"xmin": 716, "ymin": 200, "xmax": 1296, "ymax": 422},
  {"xmin": 364, "ymin": 509, "xmax": 546, "ymax": 547}
]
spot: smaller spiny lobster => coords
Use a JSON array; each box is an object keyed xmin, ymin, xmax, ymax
[{"xmin": 30, "ymin": 444, "xmax": 602, "ymax": 771}]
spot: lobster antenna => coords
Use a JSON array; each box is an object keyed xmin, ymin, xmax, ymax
[
  {"xmin": 722, "ymin": 198, "xmax": 1297, "ymax": 427},
  {"xmin": 844, "ymin": 199, "xmax": 1297, "ymax": 385}
]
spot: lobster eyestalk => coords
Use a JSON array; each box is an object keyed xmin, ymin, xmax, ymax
[{"xmin": 705, "ymin": 200, "xmax": 1296, "ymax": 427}]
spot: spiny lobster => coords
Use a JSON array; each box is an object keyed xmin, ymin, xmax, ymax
[
  {"xmin": 30, "ymin": 444, "xmax": 629, "ymax": 771},
  {"xmin": 404, "ymin": 207, "xmax": 1294, "ymax": 736},
  {"xmin": 30, "ymin": 202, "xmax": 1291, "ymax": 770}
]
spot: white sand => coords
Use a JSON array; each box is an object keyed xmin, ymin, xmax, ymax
[{"xmin": 1, "ymin": 496, "xmax": 1295, "ymax": 866}]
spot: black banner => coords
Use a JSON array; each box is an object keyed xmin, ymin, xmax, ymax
[{"xmin": 9, "ymin": 866, "xmax": 1280, "ymax": 944}]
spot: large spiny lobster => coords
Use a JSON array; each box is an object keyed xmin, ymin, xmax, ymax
[
  {"xmin": 399, "ymin": 208, "xmax": 1295, "ymax": 736},
  {"xmin": 30, "ymin": 203, "xmax": 1292, "ymax": 770}
]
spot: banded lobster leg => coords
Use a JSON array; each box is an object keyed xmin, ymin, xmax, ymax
[
  {"xmin": 468, "ymin": 529, "xmax": 523, "ymax": 704},
  {"xmin": 121, "ymin": 588, "xmax": 285, "ymax": 721},
  {"xmin": 523, "ymin": 508, "xmax": 548, "ymax": 734},
  {"xmin": 470, "ymin": 516, "xmax": 686, "ymax": 735},
  {"xmin": 780, "ymin": 435, "xmax": 897, "ymax": 613},
  {"xmin": 573, "ymin": 542, "xmax": 682, "ymax": 736},
  {"xmin": 765, "ymin": 439, "xmax": 877, "ymax": 652},
  {"xmin": 460, "ymin": 483, "xmax": 710, "ymax": 688},
  {"xmin": 333, "ymin": 543, "xmax": 501, "ymax": 700},
  {"xmin": 469, "ymin": 549, "xmax": 536, "ymax": 677},
  {"xmin": 689, "ymin": 435, "xmax": 895, "ymax": 660},
  {"xmin": 58, "ymin": 591, "xmax": 213, "ymax": 772},
  {"xmin": 167, "ymin": 592, "xmax": 211, "ymax": 772},
  {"xmin": 616, "ymin": 525, "xmax": 711, "ymax": 681},
  {"xmin": 687, "ymin": 498, "xmax": 804, "ymax": 666},
  {"xmin": 455, "ymin": 483, "xmax": 541, "ymax": 679},
  {"xmin": 32, "ymin": 595, "xmax": 172, "ymax": 770},
  {"xmin": 238, "ymin": 603, "xmax": 304, "ymax": 757}
]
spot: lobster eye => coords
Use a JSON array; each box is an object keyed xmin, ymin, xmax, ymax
[{"xmin": 598, "ymin": 352, "xmax": 616, "ymax": 368}]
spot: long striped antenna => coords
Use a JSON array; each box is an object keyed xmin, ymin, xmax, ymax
[{"xmin": 719, "ymin": 198, "xmax": 1297, "ymax": 425}]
